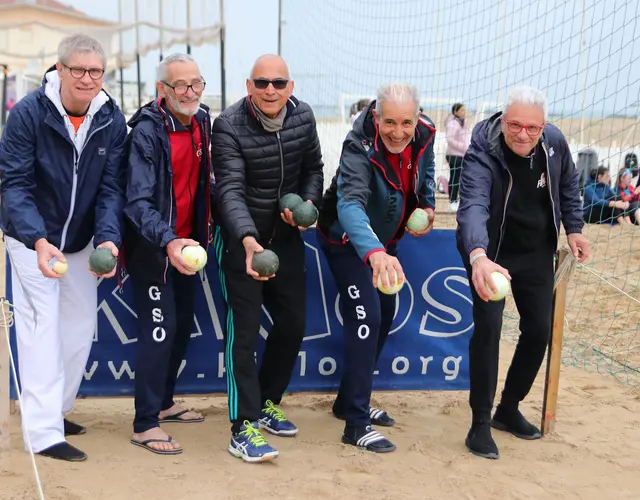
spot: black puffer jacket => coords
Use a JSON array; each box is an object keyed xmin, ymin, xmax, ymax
[{"xmin": 211, "ymin": 95, "xmax": 324, "ymax": 243}]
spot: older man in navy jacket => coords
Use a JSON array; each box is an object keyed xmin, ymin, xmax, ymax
[
  {"xmin": 456, "ymin": 86, "xmax": 589, "ymax": 460},
  {"xmin": 0, "ymin": 34, "xmax": 126, "ymax": 462}
]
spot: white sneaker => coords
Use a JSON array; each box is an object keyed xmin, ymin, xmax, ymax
[{"xmin": 449, "ymin": 201, "xmax": 459, "ymax": 212}]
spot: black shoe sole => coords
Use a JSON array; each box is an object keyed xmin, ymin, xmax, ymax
[
  {"xmin": 465, "ymin": 437, "xmax": 499, "ymax": 460},
  {"xmin": 341, "ymin": 435, "xmax": 396, "ymax": 453},
  {"xmin": 491, "ymin": 419, "xmax": 541, "ymax": 440},
  {"xmin": 38, "ymin": 451, "xmax": 87, "ymax": 462}
]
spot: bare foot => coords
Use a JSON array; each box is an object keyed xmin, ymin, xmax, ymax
[
  {"xmin": 159, "ymin": 403, "xmax": 203, "ymax": 422},
  {"xmin": 131, "ymin": 426, "xmax": 182, "ymax": 453}
]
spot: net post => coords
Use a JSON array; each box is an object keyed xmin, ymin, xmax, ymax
[{"xmin": 541, "ymin": 248, "xmax": 570, "ymax": 436}]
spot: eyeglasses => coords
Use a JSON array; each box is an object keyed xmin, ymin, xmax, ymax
[
  {"xmin": 502, "ymin": 118, "xmax": 545, "ymax": 136},
  {"xmin": 252, "ymin": 78, "xmax": 289, "ymax": 90},
  {"xmin": 64, "ymin": 64, "xmax": 104, "ymax": 80},
  {"xmin": 162, "ymin": 81, "xmax": 206, "ymax": 95}
]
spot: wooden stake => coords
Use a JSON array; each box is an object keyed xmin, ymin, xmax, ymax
[{"xmin": 541, "ymin": 249, "xmax": 570, "ymax": 436}]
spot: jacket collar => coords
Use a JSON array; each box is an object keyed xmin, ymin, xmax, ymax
[{"xmin": 246, "ymin": 95, "xmax": 299, "ymax": 122}]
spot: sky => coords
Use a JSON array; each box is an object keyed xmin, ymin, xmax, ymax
[{"xmin": 58, "ymin": 0, "xmax": 640, "ymax": 118}]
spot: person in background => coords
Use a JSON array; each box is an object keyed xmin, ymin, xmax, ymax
[
  {"xmin": 317, "ymin": 82, "xmax": 436, "ymax": 453},
  {"xmin": 124, "ymin": 53, "xmax": 212, "ymax": 455},
  {"xmin": 212, "ymin": 54, "xmax": 324, "ymax": 463},
  {"xmin": 457, "ymin": 85, "xmax": 589, "ymax": 460},
  {"xmin": 615, "ymin": 168, "xmax": 640, "ymax": 224},
  {"xmin": 583, "ymin": 166, "xmax": 631, "ymax": 225},
  {"xmin": 351, "ymin": 98, "xmax": 372, "ymax": 125},
  {"xmin": 445, "ymin": 102, "xmax": 470, "ymax": 212},
  {"xmin": 0, "ymin": 33, "xmax": 126, "ymax": 462}
]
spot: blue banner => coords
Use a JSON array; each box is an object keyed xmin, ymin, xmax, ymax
[{"xmin": 9, "ymin": 229, "xmax": 472, "ymax": 398}]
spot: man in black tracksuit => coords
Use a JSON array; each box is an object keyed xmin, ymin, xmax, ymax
[
  {"xmin": 123, "ymin": 54, "xmax": 212, "ymax": 455},
  {"xmin": 211, "ymin": 54, "xmax": 324, "ymax": 463},
  {"xmin": 457, "ymin": 86, "xmax": 590, "ymax": 460}
]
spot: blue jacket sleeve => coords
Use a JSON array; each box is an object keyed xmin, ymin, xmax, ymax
[
  {"xmin": 336, "ymin": 140, "xmax": 385, "ymax": 262},
  {"xmin": 456, "ymin": 146, "xmax": 493, "ymax": 256},
  {"xmin": 94, "ymin": 113, "xmax": 127, "ymax": 248},
  {"xmin": 417, "ymin": 142, "xmax": 436, "ymax": 209},
  {"xmin": 123, "ymin": 127, "xmax": 177, "ymax": 248},
  {"xmin": 0, "ymin": 105, "xmax": 47, "ymax": 249},
  {"xmin": 557, "ymin": 139, "xmax": 584, "ymax": 235},
  {"xmin": 583, "ymin": 184, "xmax": 610, "ymax": 211}
]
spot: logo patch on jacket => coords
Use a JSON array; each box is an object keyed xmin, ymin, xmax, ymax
[
  {"xmin": 98, "ymin": 147, "xmax": 106, "ymax": 155},
  {"xmin": 537, "ymin": 173, "xmax": 547, "ymax": 189}
]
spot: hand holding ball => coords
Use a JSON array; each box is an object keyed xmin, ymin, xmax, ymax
[
  {"xmin": 486, "ymin": 271, "xmax": 510, "ymax": 301},
  {"xmin": 252, "ymin": 249, "xmax": 280, "ymax": 277},
  {"xmin": 89, "ymin": 248, "xmax": 117, "ymax": 275},
  {"xmin": 51, "ymin": 259, "xmax": 68, "ymax": 276},
  {"xmin": 181, "ymin": 245, "xmax": 208, "ymax": 272},
  {"xmin": 406, "ymin": 208, "xmax": 431, "ymax": 232},
  {"xmin": 376, "ymin": 270, "xmax": 404, "ymax": 295}
]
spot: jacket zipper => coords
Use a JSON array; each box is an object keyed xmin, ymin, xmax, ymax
[
  {"xmin": 494, "ymin": 163, "xmax": 513, "ymax": 262},
  {"xmin": 269, "ymin": 131, "xmax": 285, "ymax": 244},
  {"xmin": 164, "ymin": 171, "xmax": 174, "ymax": 285},
  {"xmin": 541, "ymin": 142, "xmax": 560, "ymax": 239},
  {"xmin": 59, "ymin": 118, "xmax": 113, "ymax": 251}
]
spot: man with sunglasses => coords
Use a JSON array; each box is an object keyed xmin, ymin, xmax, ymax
[
  {"xmin": 456, "ymin": 85, "xmax": 589, "ymax": 460},
  {"xmin": 0, "ymin": 34, "xmax": 126, "ymax": 461},
  {"xmin": 211, "ymin": 54, "xmax": 323, "ymax": 462},
  {"xmin": 123, "ymin": 53, "xmax": 212, "ymax": 456}
]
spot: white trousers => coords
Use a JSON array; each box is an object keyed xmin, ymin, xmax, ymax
[{"xmin": 6, "ymin": 236, "xmax": 97, "ymax": 452}]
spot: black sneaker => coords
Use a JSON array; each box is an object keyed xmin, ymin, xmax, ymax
[
  {"xmin": 491, "ymin": 405, "xmax": 541, "ymax": 440},
  {"xmin": 333, "ymin": 405, "xmax": 396, "ymax": 427},
  {"xmin": 64, "ymin": 418, "xmax": 86, "ymax": 436},
  {"xmin": 38, "ymin": 442, "xmax": 87, "ymax": 462},
  {"xmin": 465, "ymin": 422, "xmax": 499, "ymax": 460},
  {"xmin": 342, "ymin": 425, "xmax": 396, "ymax": 453}
]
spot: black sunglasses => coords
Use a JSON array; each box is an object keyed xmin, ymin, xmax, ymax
[{"xmin": 252, "ymin": 78, "xmax": 289, "ymax": 90}]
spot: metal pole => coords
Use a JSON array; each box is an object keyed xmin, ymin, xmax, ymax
[
  {"xmin": 220, "ymin": 0, "xmax": 226, "ymax": 111},
  {"xmin": 1, "ymin": 64, "xmax": 8, "ymax": 130},
  {"xmin": 186, "ymin": 0, "xmax": 191, "ymax": 55},
  {"xmin": 157, "ymin": 0, "xmax": 164, "ymax": 98},
  {"xmin": 134, "ymin": 0, "xmax": 142, "ymax": 107},
  {"xmin": 277, "ymin": 0, "xmax": 282, "ymax": 55},
  {"xmin": 118, "ymin": 0, "xmax": 125, "ymax": 111}
]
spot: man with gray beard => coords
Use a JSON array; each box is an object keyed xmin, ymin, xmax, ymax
[{"xmin": 123, "ymin": 53, "xmax": 213, "ymax": 455}]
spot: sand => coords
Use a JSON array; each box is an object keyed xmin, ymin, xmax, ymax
[
  {"xmin": 2, "ymin": 200, "xmax": 640, "ymax": 500},
  {"xmin": 1, "ymin": 366, "xmax": 639, "ymax": 500}
]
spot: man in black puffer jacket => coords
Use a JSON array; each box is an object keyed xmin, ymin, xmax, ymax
[{"xmin": 211, "ymin": 54, "xmax": 324, "ymax": 463}]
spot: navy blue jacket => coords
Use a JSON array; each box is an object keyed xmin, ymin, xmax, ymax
[
  {"xmin": 123, "ymin": 99, "xmax": 212, "ymax": 282},
  {"xmin": 317, "ymin": 100, "xmax": 436, "ymax": 262},
  {"xmin": 456, "ymin": 112, "xmax": 583, "ymax": 261},
  {"xmin": 583, "ymin": 179, "xmax": 617, "ymax": 220},
  {"xmin": 0, "ymin": 71, "xmax": 127, "ymax": 252}
]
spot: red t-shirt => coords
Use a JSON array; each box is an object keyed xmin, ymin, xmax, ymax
[
  {"xmin": 169, "ymin": 117, "xmax": 202, "ymax": 238},
  {"xmin": 384, "ymin": 146, "xmax": 414, "ymax": 199}
]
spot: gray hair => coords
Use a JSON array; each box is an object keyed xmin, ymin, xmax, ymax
[
  {"xmin": 375, "ymin": 82, "xmax": 421, "ymax": 117},
  {"xmin": 58, "ymin": 33, "xmax": 106, "ymax": 68},
  {"xmin": 504, "ymin": 85, "xmax": 548, "ymax": 121},
  {"xmin": 158, "ymin": 53, "xmax": 197, "ymax": 81}
]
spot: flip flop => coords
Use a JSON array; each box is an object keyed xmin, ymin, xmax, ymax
[
  {"xmin": 130, "ymin": 436, "xmax": 183, "ymax": 455},
  {"xmin": 159, "ymin": 409, "xmax": 205, "ymax": 424}
]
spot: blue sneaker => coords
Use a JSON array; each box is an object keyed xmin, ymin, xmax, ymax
[
  {"xmin": 259, "ymin": 400, "xmax": 298, "ymax": 437},
  {"xmin": 228, "ymin": 420, "xmax": 279, "ymax": 463}
]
